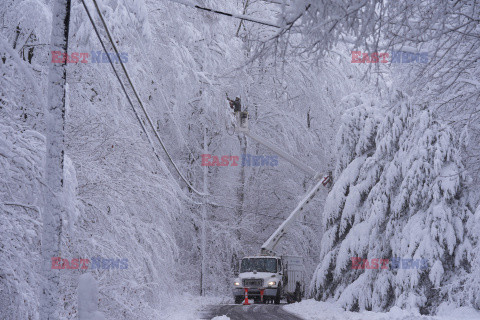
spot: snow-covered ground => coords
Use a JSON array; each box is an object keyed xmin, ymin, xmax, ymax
[
  {"xmin": 161, "ymin": 297, "xmax": 480, "ymax": 320},
  {"xmin": 160, "ymin": 294, "xmax": 230, "ymax": 320},
  {"xmin": 211, "ymin": 316, "xmax": 231, "ymax": 320},
  {"xmin": 284, "ymin": 300, "xmax": 480, "ymax": 320}
]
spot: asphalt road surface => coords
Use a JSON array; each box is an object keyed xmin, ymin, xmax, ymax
[{"xmin": 198, "ymin": 303, "xmax": 304, "ymax": 320}]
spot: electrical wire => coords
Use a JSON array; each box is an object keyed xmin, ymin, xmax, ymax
[
  {"xmin": 91, "ymin": 0, "xmax": 207, "ymax": 196},
  {"xmin": 121, "ymin": 0, "xmax": 202, "ymax": 169},
  {"xmin": 79, "ymin": 0, "xmax": 150, "ymax": 146},
  {"xmin": 255, "ymin": 211, "xmax": 322, "ymax": 227},
  {"xmin": 81, "ymin": 0, "xmax": 207, "ymax": 197},
  {"xmin": 165, "ymin": 0, "xmax": 282, "ymax": 28},
  {"xmin": 259, "ymin": 0, "xmax": 290, "ymax": 5}
]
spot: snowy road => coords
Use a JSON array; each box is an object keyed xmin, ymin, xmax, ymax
[{"xmin": 199, "ymin": 304, "xmax": 304, "ymax": 320}]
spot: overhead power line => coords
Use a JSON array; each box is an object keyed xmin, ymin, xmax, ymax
[
  {"xmin": 260, "ymin": 0, "xmax": 290, "ymax": 5},
  {"xmin": 81, "ymin": 0, "xmax": 207, "ymax": 198},
  {"xmin": 255, "ymin": 211, "xmax": 322, "ymax": 227},
  {"xmin": 166, "ymin": 0, "xmax": 282, "ymax": 28}
]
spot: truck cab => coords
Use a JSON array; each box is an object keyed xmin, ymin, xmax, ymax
[{"xmin": 232, "ymin": 255, "xmax": 304, "ymax": 304}]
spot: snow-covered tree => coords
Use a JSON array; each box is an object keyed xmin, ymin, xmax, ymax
[
  {"xmin": 279, "ymin": 0, "xmax": 480, "ymax": 205},
  {"xmin": 311, "ymin": 92, "xmax": 477, "ymax": 314},
  {"xmin": 0, "ymin": 121, "xmax": 45, "ymax": 319}
]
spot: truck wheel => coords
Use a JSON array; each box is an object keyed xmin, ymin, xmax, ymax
[
  {"xmin": 274, "ymin": 284, "xmax": 281, "ymax": 304},
  {"xmin": 234, "ymin": 296, "xmax": 244, "ymax": 304},
  {"xmin": 286, "ymin": 294, "xmax": 293, "ymax": 304}
]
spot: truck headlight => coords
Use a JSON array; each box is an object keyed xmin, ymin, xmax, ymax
[
  {"xmin": 234, "ymin": 282, "xmax": 240, "ymax": 286},
  {"xmin": 268, "ymin": 281, "xmax": 276, "ymax": 286}
]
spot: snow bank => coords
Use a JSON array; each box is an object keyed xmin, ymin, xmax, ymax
[
  {"xmin": 436, "ymin": 303, "xmax": 480, "ymax": 320},
  {"xmin": 78, "ymin": 274, "xmax": 105, "ymax": 320},
  {"xmin": 284, "ymin": 300, "xmax": 480, "ymax": 320}
]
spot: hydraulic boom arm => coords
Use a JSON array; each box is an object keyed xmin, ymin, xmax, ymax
[
  {"xmin": 236, "ymin": 112, "xmax": 320, "ymax": 180},
  {"xmin": 244, "ymin": 131, "xmax": 320, "ymax": 179},
  {"xmin": 234, "ymin": 110, "xmax": 331, "ymax": 255},
  {"xmin": 261, "ymin": 179, "xmax": 325, "ymax": 255}
]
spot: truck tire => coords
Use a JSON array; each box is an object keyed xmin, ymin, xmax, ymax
[
  {"xmin": 286, "ymin": 294, "xmax": 293, "ymax": 304},
  {"xmin": 274, "ymin": 284, "xmax": 282, "ymax": 304}
]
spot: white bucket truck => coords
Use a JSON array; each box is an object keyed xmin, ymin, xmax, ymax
[
  {"xmin": 233, "ymin": 255, "xmax": 304, "ymax": 304},
  {"xmin": 232, "ymin": 111, "xmax": 332, "ymax": 304}
]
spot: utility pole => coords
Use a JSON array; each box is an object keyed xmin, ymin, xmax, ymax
[
  {"xmin": 200, "ymin": 127, "xmax": 208, "ymax": 296},
  {"xmin": 40, "ymin": 0, "xmax": 71, "ymax": 319}
]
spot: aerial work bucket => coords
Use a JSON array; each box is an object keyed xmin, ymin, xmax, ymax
[{"xmin": 237, "ymin": 111, "xmax": 249, "ymax": 132}]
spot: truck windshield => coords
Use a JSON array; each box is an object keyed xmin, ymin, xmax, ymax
[{"xmin": 240, "ymin": 258, "xmax": 277, "ymax": 273}]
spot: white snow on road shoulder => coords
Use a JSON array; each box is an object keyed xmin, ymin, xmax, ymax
[
  {"xmin": 160, "ymin": 294, "xmax": 229, "ymax": 320},
  {"xmin": 283, "ymin": 300, "xmax": 480, "ymax": 320},
  {"xmin": 211, "ymin": 316, "xmax": 231, "ymax": 320}
]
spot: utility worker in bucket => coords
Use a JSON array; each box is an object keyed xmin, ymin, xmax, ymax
[{"xmin": 228, "ymin": 97, "xmax": 242, "ymax": 113}]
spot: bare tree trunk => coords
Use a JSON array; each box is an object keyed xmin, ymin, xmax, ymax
[
  {"xmin": 236, "ymin": 0, "xmax": 250, "ymax": 37},
  {"xmin": 40, "ymin": 0, "xmax": 71, "ymax": 318}
]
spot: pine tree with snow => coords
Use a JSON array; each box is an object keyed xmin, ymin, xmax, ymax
[{"xmin": 311, "ymin": 92, "xmax": 477, "ymax": 314}]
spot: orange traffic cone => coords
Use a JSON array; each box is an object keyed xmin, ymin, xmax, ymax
[
  {"xmin": 260, "ymin": 289, "xmax": 265, "ymax": 303},
  {"xmin": 243, "ymin": 288, "xmax": 250, "ymax": 305}
]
